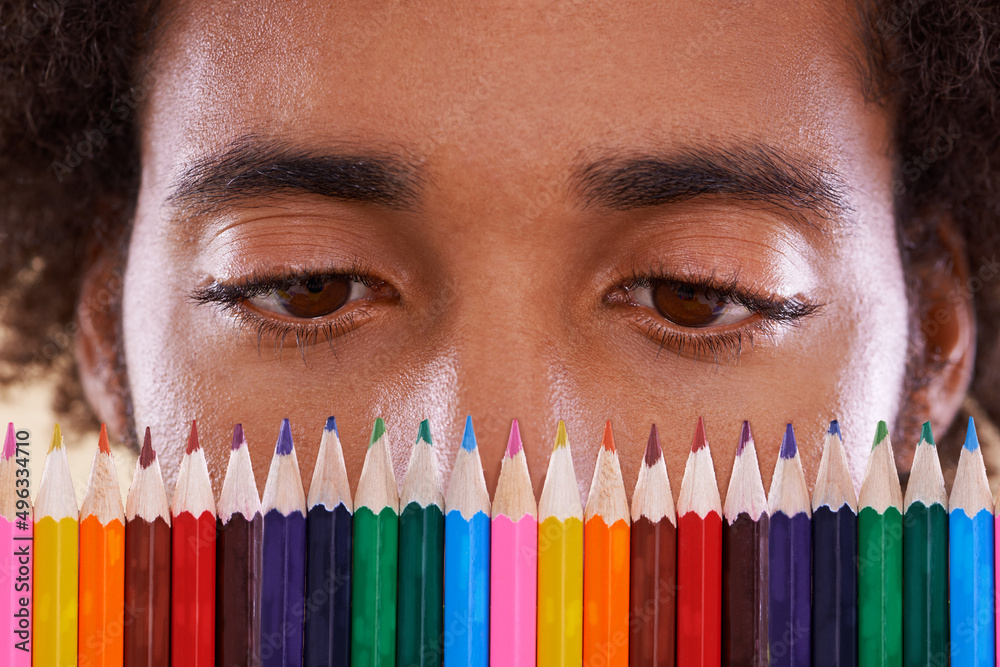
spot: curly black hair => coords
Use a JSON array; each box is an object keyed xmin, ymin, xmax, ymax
[{"xmin": 0, "ymin": 1, "xmax": 998, "ymax": 454}]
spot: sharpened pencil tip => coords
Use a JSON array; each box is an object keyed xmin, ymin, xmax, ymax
[
  {"xmin": 325, "ymin": 416, "xmax": 338, "ymax": 436},
  {"xmin": 276, "ymin": 418, "xmax": 294, "ymax": 456},
  {"xmin": 691, "ymin": 417, "xmax": 708, "ymax": 452},
  {"xmin": 506, "ymin": 419, "xmax": 523, "ymax": 458},
  {"xmin": 920, "ymin": 421, "xmax": 935, "ymax": 447},
  {"xmin": 139, "ymin": 427, "xmax": 156, "ymax": 468},
  {"xmin": 460, "ymin": 416, "xmax": 477, "ymax": 452},
  {"xmin": 964, "ymin": 417, "xmax": 979, "ymax": 452},
  {"xmin": 779, "ymin": 423, "xmax": 797, "ymax": 459},
  {"xmin": 417, "ymin": 418, "xmax": 433, "ymax": 446},
  {"xmin": 98, "ymin": 424, "xmax": 111, "ymax": 454},
  {"xmin": 873, "ymin": 420, "xmax": 889, "ymax": 450},
  {"xmin": 231, "ymin": 424, "xmax": 245, "ymax": 450},
  {"xmin": 2, "ymin": 423, "xmax": 14, "ymax": 460},
  {"xmin": 185, "ymin": 420, "xmax": 200, "ymax": 454},
  {"xmin": 369, "ymin": 417, "xmax": 386, "ymax": 447},
  {"xmin": 554, "ymin": 420, "xmax": 568, "ymax": 450},
  {"xmin": 601, "ymin": 420, "xmax": 616, "ymax": 452},
  {"xmin": 48, "ymin": 423, "xmax": 63, "ymax": 453},
  {"xmin": 828, "ymin": 420, "xmax": 841, "ymax": 439},
  {"xmin": 645, "ymin": 424, "xmax": 662, "ymax": 466},
  {"xmin": 736, "ymin": 421, "xmax": 752, "ymax": 455}
]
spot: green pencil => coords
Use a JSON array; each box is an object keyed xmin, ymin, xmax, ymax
[
  {"xmin": 397, "ymin": 420, "xmax": 445, "ymax": 666},
  {"xmin": 902, "ymin": 422, "xmax": 948, "ymax": 667},
  {"xmin": 858, "ymin": 420, "xmax": 903, "ymax": 667},
  {"xmin": 352, "ymin": 418, "xmax": 400, "ymax": 667}
]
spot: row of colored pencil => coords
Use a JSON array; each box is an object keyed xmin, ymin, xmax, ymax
[{"xmin": 0, "ymin": 415, "xmax": 996, "ymax": 666}]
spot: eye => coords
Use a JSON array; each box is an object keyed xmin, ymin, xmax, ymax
[
  {"xmin": 248, "ymin": 276, "xmax": 373, "ymax": 319},
  {"xmin": 629, "ymin": 281, "xmax": 754, "ymax": 328}
]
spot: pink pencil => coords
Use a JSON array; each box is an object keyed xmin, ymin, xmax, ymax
[
  {"xmin": 1, "ymin": 422, "xmax": 31, "ymax": 666},
  {"xmin": 491, "ymin": 419, "xmax": 538, "ymax": 666}
]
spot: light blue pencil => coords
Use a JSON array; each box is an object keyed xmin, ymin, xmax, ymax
[{"xmin": 443, "ymin": 417, "xmax": 491, "ymax": 667}]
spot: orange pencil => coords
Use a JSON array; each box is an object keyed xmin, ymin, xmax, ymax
[
  {"xmin": 583, "ymin": 421, "xmax": 630, "ymax": 666},
  {"xmin": 78, "ymin": 425, "xmax": 125, "ymax": 666}
]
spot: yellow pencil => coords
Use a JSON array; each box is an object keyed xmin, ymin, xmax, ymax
[
  {"xmin": 33, "ymin": 424, "xmax": 79, "ymax": 667},
  {"xmin": 537, "ymin": 420, "xmax": 584, "ymax": 666}
]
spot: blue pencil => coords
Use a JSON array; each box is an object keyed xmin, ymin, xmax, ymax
[
  {"xmin": 304, "ymin": 417, "xmax": 354, "ymax": 667},
  {"xmin": 768, "ymin": 423, "xmax": 811, "ymax": 667},
  {"xmin": 260, "ymin": 419, "xmax": 308, "ymax": 667},
  {"xmin": 811, "ymin": 421, "xmax": 857, "ymax": 667},
  {"xmin": 443, "ymin": 416, "xmax": 491, "ymax": 667},
  {"xmin": 949, "ymin": 417, "xmax": 995, "ymax": 667}
]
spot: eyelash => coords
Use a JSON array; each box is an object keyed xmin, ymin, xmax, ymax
[
  {"xmin": 191, "ymin": 265, "xmax": 390, "ymax": 358},
  {"xmin": 610, "ymin": 269, "xmax": 821, "ymax": 362}
]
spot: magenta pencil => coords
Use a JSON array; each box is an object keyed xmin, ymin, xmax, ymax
[
  {"xmin": 1, "ymin": 423, "xmax": 31, "ymax": 666},
  {"xmin": 490, "ymin": 419, "xmax": 538, "ymax": 666}
]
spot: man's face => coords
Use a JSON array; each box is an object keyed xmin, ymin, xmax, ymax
[{"xmin": 121, "ymin": 0, "xmax": 907, "ymax": 497}]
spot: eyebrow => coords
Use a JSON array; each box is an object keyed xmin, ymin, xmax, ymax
[
  {"xmin": 572, "ymin": 144, "xmax": 852, "ymax": 224},
  {"xmin": 167, "ymin": 137, "xmax": 423, "ymax": 215}
]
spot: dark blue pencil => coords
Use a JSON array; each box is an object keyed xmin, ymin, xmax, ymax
[
  {"xmin": 811, "ymin": 421, "xmax": 857, "ymax": 667},
  {"xmin": 304, "ymin": 417, "xmax": 354, "ymax": 667},
  {"xmin": 768, "ymin": 424, "xmax": 811, "ymax": 667},
  {"xmin": 260, "ymin": 419, "xmax": 308, "ymax": 667}
]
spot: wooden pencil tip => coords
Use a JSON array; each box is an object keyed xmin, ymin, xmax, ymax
[
  {"xmin": 2, "ymin": 422, "xmax": 14, "ymax": 460},
  {"xmin": 601, "ymin": 420, "xmax": 616, "ymax": 452},
  {"xmin": 185, "ymin": 419, "xmax": 200, "ymax": 454},
  {"xmin": 48, "ymin": 423, "xmax": 63, "ymax": 453},
  {"xmin": 417, "ymin": 418, "xmax": 433, "ymax": 446},
  {"xmin": 506, "ymin": 419, "xmax": 523, "ymax": 458},
  {"xmin": 139, "ymin": 427, "xmax": 156, "ymax": 468},
  {"xmin": 231, "ymin": 423, "xmax": 245, "ymax": 451},
  {"xmin": 920, "ymin": 421, "xmax": 934, "ymax": 447},
  {"xmin": 460, "ymin": 416, "xmax": 478, "ymax": 452},
  {"xmin": 873, "ymin": 420, "xmax": 889, "ymax": 450},
  {"xmin": 691, "ymin": 416, "xmax": 708, "ymax": 452},
  {"xmin": 644, "ymin": 424, "xmax": 662, "ymax": 466},
  {"xmin": 325, "ymin": 416, "xmax": 338, "ymax": 436},
  {"xmin": 276, "ymin": 418, "xmax": 294, "ymax": 456},
  {"xmin": 779, "ymin": 423, "xmax": 797, "ymax": 459},
  {"xmin": 964, "ymin": 417, "xmax": 979, "ymax": 452},
  {"xmin": 369, "ymin": 417, "xmax": 386, "ymax": 447},
  {"xmin": 736, "ymin": 420, "xmax": 752, "ymax": 455},
  {"xmin": 553, "ymin": 420, "xmax": 568, "ymax": 450},
  {"xmin": 828, "ymin": 419, "xmax": 842, "ymax": 440},
  {"xmin": 98, "ymin": 423, "xmax": 111, "ymax": 454}
]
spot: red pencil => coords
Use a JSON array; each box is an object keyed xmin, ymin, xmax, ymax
[
  {"xmin": 676, "ymin": 417, "xmax": 723, "ymax": 666},
  {"xmin": 170, "ymin": 421, "xmax": 216, "ymax": 666}
]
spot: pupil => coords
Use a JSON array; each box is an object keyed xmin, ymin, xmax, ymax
[{"xmin": 306, "ymin": 277, "xmax": 325, "ymax": 293}]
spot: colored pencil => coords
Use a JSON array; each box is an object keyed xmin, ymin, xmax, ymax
[
  {"xmin": 490, "ymin": 419, "xmax": 537, "ymax": 667},
  {"xmin": 304, "ymin": 417, "xmax": 353, "ymax": 667},
  {"xmin": 79, "ymin": 424, "xmax": 125, "ymax": 667},
  {"xmin": 443, "ymin": 416, "xmax": 490, "ymax": 667},
  {"xmin": 812, "ymin": 420, "xmax": 857, "ymax": 667},
  {"xmin": 583, "ymin": 421, "xmax": 630, "ymax": 666},
  {"xmin": 628, "ymin": 424, "xmax": 676, "ymax": 667},
  {"xmin": 1, "ymin": 422, "xmax": 31, "ymax": 667},
  {"xmin": 767, "ymin": 423, "xmax": 811, "ymax": 666},
  {"xmin": 216, "ymin": 424, "xmax": 263, "ymax": 667},
  {"xmin": 857, "ymin": 421, "xmax": 902, "ymax": 667},
  {"xmin": 901, "ymin": 421, "xmax": 947, "ymax": 667},
  {"xmin": 950, "ymin": 417, "xmax": 994, "ymax": 666},
  {"xmin": 260, "ymin": 418, "xmax": 307, "ymax": 667},
  {"xmin": 171, "ymin": 420, "xmax": 217, "ymax": 666},
  {"xmin": 722, "ymin": 421, "xmax": 767, "ymax": 667},
  {"xmin": 124, "ymin": 427, "xmax": 171, "ymax": 667},
  {"xmin": 676, "ymin": 417, "xmax": 723, "ymax": 666},
  {"xmin": 33, "ymin": 423, "xmax": 78, "ymax": 667},
  {"xmin": 537, "ymin": 420, "xmax": 583, "ymax": 667},
  {"xmin": 397, "ymin": 419, "xmax": 445, "ymax": 666},
  {"xmin": 351, "ymin": 417, "xmax": 399, "ymax": 667}
]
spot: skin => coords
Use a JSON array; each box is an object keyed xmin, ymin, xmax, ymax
[{"xmin": 78, "ymin": 0, "xmax": 974, "ymax": 499}]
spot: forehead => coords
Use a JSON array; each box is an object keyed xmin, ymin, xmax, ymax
[{"xmin": 145, "ymin": 0, "xmax": 871, "ymax": 176}]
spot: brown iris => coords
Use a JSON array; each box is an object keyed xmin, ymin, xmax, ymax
[
  {"xmin": 652, "ymin": 283, "xmax": 728, "ymax": 328},
  {"xmin": 273, "ymin": 277, "xmax": 351, "ymax": 318}
]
